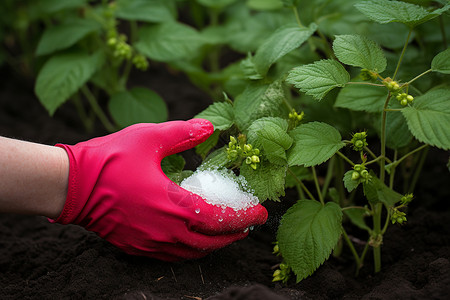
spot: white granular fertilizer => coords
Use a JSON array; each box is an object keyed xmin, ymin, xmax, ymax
[{"xmin": 180, "ymin": 169, "xmax": 259, "ymax": 211}]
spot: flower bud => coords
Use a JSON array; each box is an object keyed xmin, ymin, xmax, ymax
[
  {"xmin": 406, "ymin": 95, "xmax": 414, "ymax": 102},
  {"xmin": 244, "ymin": 144, "xmax": 252, "ymax": 152},
  {"xmin": 245, "ymin": 157, "xmax": 252, "ymax": 165},
  {"xmin": 251, "ymin": 155, "xmax": 260, "ymax": 163},
  {"xmin": 351, "ymin": 171, "xmax": 360, "ymax": 181}
]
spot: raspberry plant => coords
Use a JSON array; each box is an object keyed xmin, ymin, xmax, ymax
[{"xmin": 187, "ymin": 0, "xmax": 450, "ymax": 283}]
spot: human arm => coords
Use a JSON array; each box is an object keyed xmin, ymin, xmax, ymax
[{"xmin": 0, "ymin": 136, "xmax": 68, "ymax": 219}]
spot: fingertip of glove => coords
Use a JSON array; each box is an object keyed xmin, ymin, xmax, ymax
[{"xmin": 188, "ymin": 119, "xmax": 214, "ymax": 137}]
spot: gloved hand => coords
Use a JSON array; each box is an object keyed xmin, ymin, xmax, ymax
[{"xmin": 51, "ymin": 119, "xmax": 268, "ymax": 261}]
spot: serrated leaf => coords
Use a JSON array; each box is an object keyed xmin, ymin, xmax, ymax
[
  {"xmin": 363, "ymin": 175, "xmax": 403, "ymax": 206},
  {"xmin": 195, "ymin": 130, "xmax": 220, "ymax": 160},
  {"xmin": 277, "ymin": 200, "xmax": 342, "ymax": 282},
  {"xmin": 116, "ymin": 0, "xmax": 176, "ymax": 22},
  {"xmin": 253, "ymin": 23, "xmax": 317, "ymax": 76},
  {"xmin": 343, "ymin": 170, "xmax": 360, "ymax": 192},
  {"xmin": 30, "ymin": 0, "xmax": 87, "ymax": 16},
  {"xmin": 195, "ymin": 102, "xmax": 234, "ymax": 131},
  {"xmin": 36, "ymin": 19, "xmax": 100, "ymax": 56},
  {"xmin": 355, "ymin": 0, "xmax": 450, "ymax": 28},
  {"xmin": 198, "ymin": 147, "xmax": 230, "ymax": 171},
  {"xmin": 402, "ymin": 88, "xmax": 450, "ymax": 150},
  {"xmin": 234, "ymin": 80, "xmax": 289, "ymax": 131},
  {"xmin": 385, "ymin": 109, "xmax": 413, "ymax": 149},
  {"xmin": 108, "ymin": 87, "xmax": 168, "ymax": 128},
  {"xmin": 247, "ymin": 117, "xmax": 292, "ymax": 165},
  {"xmin": 288, "ymin": 122, "xmax": 345, "ymax": 167},
  {"xmin": 35, "ymin": 51, "xmax": 104, "ymax": 115},
  {"xmin": 286, "ymin": 59, "xmax": 350, "ymax": 100},
  {"xmin": 431, "ymin": 48, "xmax": 450, "ymax": 74},
  {"xmin": 333, "ymin": 34, "xmax": 386, "ymax": 73},
  {"xmin": 240, "ymin": 161, "xmax": 287, "ymax": 201},
  {"xmin": 344, "ymin": 208, "xmax": 371, "ymax": 232},
  {"xmin": 335, "ymin": 84, "xmax": 387, "ymax": 113},
  {"xmin": 136, "ymin": 22, "xmax": 206, "ymax": 62},
  {"xmin": 161, "ymin": 154, "xmax": 185, "ymax": 174}
]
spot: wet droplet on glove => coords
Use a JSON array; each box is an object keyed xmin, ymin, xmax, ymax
[{"xmin": 195, "ymin": 208, "xmax": 200, "ymax": 214}]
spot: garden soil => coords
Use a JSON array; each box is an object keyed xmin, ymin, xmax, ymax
[{"xmin": 1, "ymin": 64, "xmax": 449, "ymax": 299}]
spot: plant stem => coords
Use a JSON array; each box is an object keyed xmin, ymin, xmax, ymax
[
  {"xmin": 292, "ymin": 6, "xmax": 304, "ymax": 27},
  {"xmin": 372, "ymin": 203, "xmax": 382, "ymax": 273},
  {"xmin": 81, "ymin": 85, "xmax": 117, "ymax": 132},
  {"xmin": 384, "ymin": 108, "xmax": 402, "ymax": 112},
  {"xmin": 439, "ymin": 15, "xmax": 448, "ymax": 48},
  {"xmin": 347, "ymin": 81, "xmax": 384, "ymax": 87},
  {"xmin": 288, "ymin": 168, "xmax": 316, "ymax": 201},
  {"xmin": 321, "ymin": 156, "xmax": 335, "ymax": 199},
  {"xmin": 393, "ymin": 28, "xmax": 413, "ymax": 80},
  {"xmin": 381, "ymin": 205, "xmax": 391, "ymax": 235},
  {"xmin": 406, "ymin": 69, "xmax": 432, "ymax": 86},
  {"xmin": 336, "ymin": 151, "xmax": 355, "ymax": 166},
  {"xmin": 408, "ymin": 145, "xmax": 429, "ymax": 193},
  {"xmin": 341, "ymin": 228, "xmax": 362, "ymax": 275},
  {"xmin": 311, "ymin": 166, "xmax": 324, "ymax": 205}
]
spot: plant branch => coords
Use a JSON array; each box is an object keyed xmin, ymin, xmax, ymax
[
  {"xmin": 408, "ymin": 145, "xmax": 429, "ymax": 193},
  {"xmin": 405, "ymin": 69, "xmax": 432, "ymax": 86},
  {"xmin": 292, "ymin": 6, "xmax": 304, "ymax": 27},
  {"xmin": 336, "ymin": 151, "xmax": 355, "ymax": 166},
  {"xmin": 393, "ymin": 28, "xmax": 413, "ymax": 80},
  {"xmin": 321, "ymin": 156, "xmax": 335, "ymax": 200},
  {"xmin": 341, "ymin": 229, "xmax": 362, "ymax": 275},
  {"xmin": 347, "ymin": 81, "xmax": 384, "ymax": 87},
  {"xmin": 288, "ymin": 168, "xmax": 316, "ymax": 201},
  {"xmin": 311, "ymin": 166, "xmax": 324, "ymax": 205},
  {"xmin": 81, "ymin": 85, "xmax": 117, "ymax": 133}
]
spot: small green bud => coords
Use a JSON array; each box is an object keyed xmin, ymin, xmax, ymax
[
  {"xmin": 230, "ymin": 136, "xmax": 237, "ymax": 145},
  {"xmin": 400, "ymin": 193, "xmax": 413, "ymax": 205},
  {"xmin": 251, "ymin": 155, "xmax": 260, "ymax": 163},
  {"xmin": 245, "ymin": 157, "xmax": 252, "ymax": 165},
  {"xmin": 250, "ymin": 163, "xmax": 258, "ymax": 170},
  {"xmin": 253, "ymin": 149, "xmax": 260, "ymax": 156},
  {"xmin": 354, "ymin": 140, "xmax": 364, "ymax": 149},
  {"xmin": 351, "ymin": 171, "xmax": 360, "ymax": 181},
  {"xmin": 360, "ymin": 169, "xmax": 369, "ymax": 179},
  {"xmin": 244, "ymin": 144, "xmax": 252, "ymax": 152},
  {"xmin": 353, "ymin": 164, "xmax": 364, "ymax": 172},
  {"xmin": 406, "ymin": 95, "xmax": 414, "ymax": 102},
  {"xmin": 272, "ymin": 244, "xmax": 279, "ymax": 255},
  {"xmin": 273, "ymin": 269, "xmax": 281, "ymax": 277},
  {"xmin": 400, "ymin": 99, "xmax": 408, "ymax": 106}
]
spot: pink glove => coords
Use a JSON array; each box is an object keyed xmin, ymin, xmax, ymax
[{"xmin": 51, "ymin": 119, "xmax": 267, "ymax": 261}]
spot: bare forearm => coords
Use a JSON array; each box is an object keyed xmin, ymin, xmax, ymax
[{"xmin": 0, "ymin": 136, "xmax": 68, "ymax": 219}]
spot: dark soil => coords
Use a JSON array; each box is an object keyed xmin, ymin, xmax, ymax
[{"xmin": 1, "ymin": 64, "xmax": 449, "ymax": 300}]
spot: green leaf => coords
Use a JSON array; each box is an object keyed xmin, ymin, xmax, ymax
[
  {"xmin": 335, "ymin": 84, "xmax": 387, "ymax": 113},
  {"xmin": 333, "ymin": 34, "xmax": 386, "ymax": 73},
  {"xmin": 29, "ymin": 0, "xmax": 87, "ymax": 16},
  {"xmin": 35, "ymin": 51, "xmax": 104, "ymax": 115},
  {"xmin": 343, "ymin": 170, "xmax": 360, "ymax": 192},
  {"xmin": 136, "ymin": 22, "xmax": 206, "ymax": 62},
  {"xmin": 247, "ymin": 117, "xmax": 293, "ymax": 165},
  {"xmin": 277, "ymin": 200, "xmax": 342, "ymax": 282},
  {"xmin": 253, "ymin": 23, "xmax": 317, "ymax": 76},
  {"xmin": 344, "ymin": 208, "xmax": 371, "ymax": 232},
  {"xmin": 197, "ymin": 0, "xmax": 237, "ymax": 9},
  {"xmin": 240, "ymin": 161, "xmax": 287, "ymax": 201},
  {"xmin": 402, "ymin": 88, "xmax": 450, "ymax": 150},
  {"xmin": 198, "ymin": 147, "xmax": 230, "ymax": 171},
  {"xmin": 431, "ymin": 48, "xmax": 450, "ymax": 74},
  {"xmin": 286, "ymin": 59, "xmax": 350, "ymax": 100},
  {"xmin": 354, "ymin": 0, "xmax": 450, "ymax": 28},
  {"xmin": 36, "ymin": 19, "xmax": 100, "ymax": 56},
  {"xmin": 288, "ymin": 122, "xmax": 345, "ymax": 167},
  {"xmin": 384, "ymin": 109, "xmax": 413, "ymax": 149},
  {"xmin": 161, "ymin": 154, "xmax": 186, "ymax": 174},
  {"xmin": 108, "ymin": 87, "xmax": 167, "ymax": 128},
  {"xmin": 234, "ymin": 80, "xmax": 289, "ymax": 131},
  {"xmin": 116, "ymin": 0, "xmax": 176, "ymax": 22},
  {"xmin": 363, "ymin": 175, "xmax": 403, "ymax": 206},
  {"xmin": 195, "ymin": 102, "xmax": 234, "ymax": 131},
  {"xmin": 195, "ymin": 130, "xmax": 220, "ymax": 160},
  {"xmin": 247, "ymin": 0, "xmax": 284, "ymax": 10}
]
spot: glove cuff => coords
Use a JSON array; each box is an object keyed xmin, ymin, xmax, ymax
[{"xmin": 49, "ymin": 144, "xmax": 83, "ymax": 224}]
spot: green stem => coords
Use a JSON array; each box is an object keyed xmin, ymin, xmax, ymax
[
  {"xmin": 380, "ymin": 92, "xmax": 392, "ymax": 183},
  {"xmin": 341, "ymin": 228, "xmax": 362, "ymax": 275},
  {"xmin": 384, "ymin": 108, "xmax": 402, "ymax": 112},
  {"xmin": 311, "ymin": 166, "xmax": 324, "ymax": 205},
  {"xmin": 389, "ymin": 150, "xmax": 398, "ymax": 189},
  {"xmin": 381, "ymin": 205, "xmax": 391, "ymax": 235},
  {"xmin": 390, "ymin": 144, "xmax": 428, "ymax": 171},
  {"xmin": 336, "ymin": 151, "xmax": 355, "ymax": 166},
  {"xmin": 292, "ymin": 6, "xmax": 304, "ymax": 27},
  {"xmin": 393, "ymin": 28, "xmax": 413, "ymax": 80},
  {"xmin": 81, "ymin": 85, "xmax": 117, "ymax": 132},
  {"xmin": 347, "ymin": 81, "xmax": 384, "ymax": 87},
  {"xmin": 358, "ymin": 242, "xmax": 370, "ymax": 276},
  {"xmin": 406, "ymin": 69, "xmax": 432, "ymax": 86},
  {"xmin": 408, "ymin": 145, "xmax": 429, "ymax": 193},
  {"xmin": 439, "ymin": 15, "xmax": 447, "ymax": 48},
  {"xmin": 321, "ymin": 156, "xmax": 335, "ymax": 200},
  {"xmin": 72, "ymin": 94, "xmax": 94, "ymax": 132},
  {"xmin": 288, "ymin": 168, "xmax": 316, "ymax": 201},
  {"xmin": 372, "ymin": 203, "xmax": 382, "ymax": 273}
]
